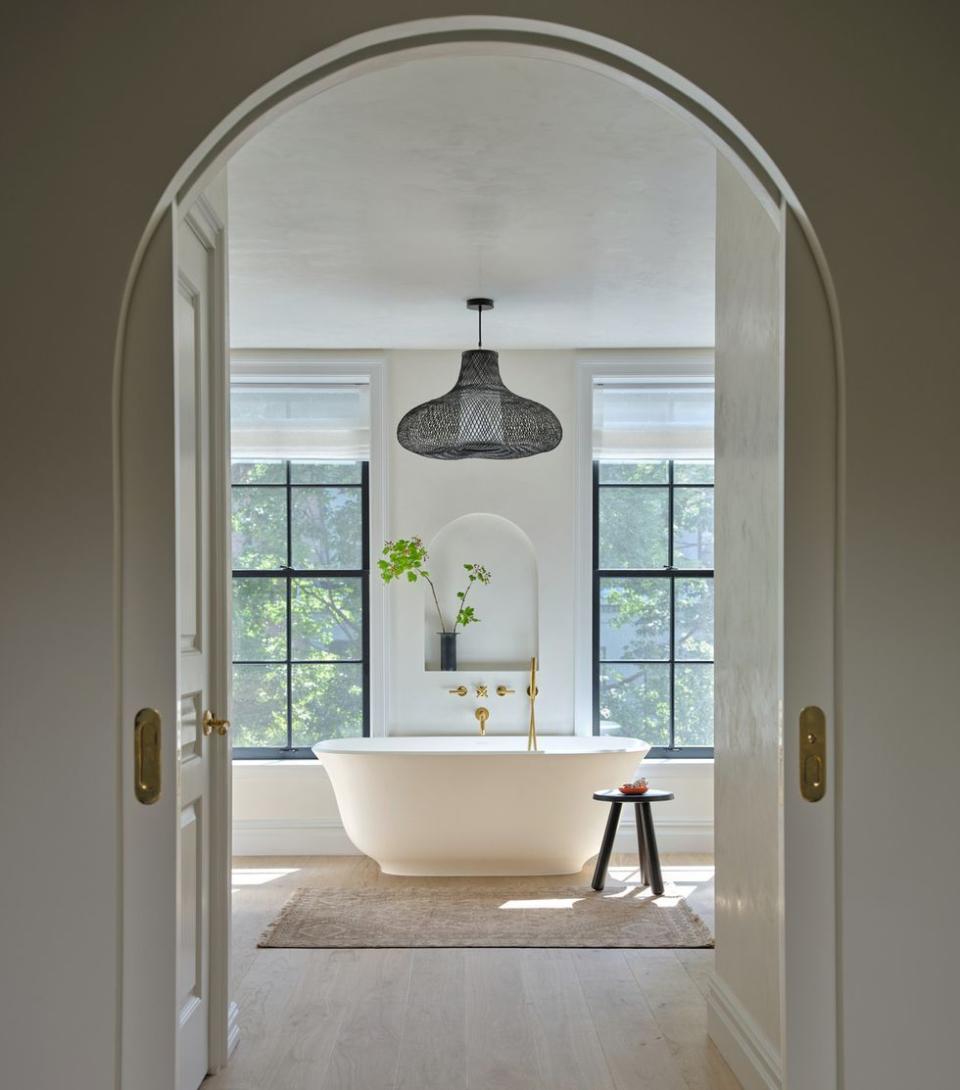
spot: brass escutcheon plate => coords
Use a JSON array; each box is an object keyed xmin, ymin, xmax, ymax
[
  {"xmin": 134, "ymin": 707, "xmax": 162, "ymax": 805},
  {"xmin": 799, "ymin": 705, "xmax": 826, "ymax": 802}
]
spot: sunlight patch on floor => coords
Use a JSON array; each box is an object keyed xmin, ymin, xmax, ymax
[
  {"xmin": 663, "ymin": 864, "xmax": 715, "ymax": 882},
  {"xmin": 605, "ymin": 862, "xmax": 713, "ymax": 905},
  {"xmin": 499, "ymin": 897, "xmax": 583, "ymax": 910},
  {"xmin": 232, "ymin": 867, "xmax": 300, "ymax": 888},
  {"xmin": 609, "ymin": 864, "xmax": 714, "ymax": 887}
]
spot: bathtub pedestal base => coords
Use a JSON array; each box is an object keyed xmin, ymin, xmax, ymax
[{"xmin": 378, "ymin": 858, "xmax": 588, "ymax": 878}]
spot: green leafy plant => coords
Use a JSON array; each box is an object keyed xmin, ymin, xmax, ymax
[{"xmin": 378, "ymin": 536, "xmax": 492, "ymax": 633}]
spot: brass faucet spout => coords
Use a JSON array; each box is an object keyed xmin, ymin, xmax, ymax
[
  {"xmin": 475, "ymin": 707, "xmax": 489, "ymax": 736},
  {"xmin": 527, "ymin": 656, "xmax": 539, "ymax": 752}
]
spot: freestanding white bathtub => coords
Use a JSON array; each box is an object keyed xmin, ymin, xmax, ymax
[{"xmin": 312, "ymin": 735, "xmax": 650, "ymax": 876}]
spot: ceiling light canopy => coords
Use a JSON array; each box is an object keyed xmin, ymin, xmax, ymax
[{"xmin": 396, "ymin": 299, "xmax": 563, "ymax": 460}]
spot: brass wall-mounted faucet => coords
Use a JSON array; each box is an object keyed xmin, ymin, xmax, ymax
[{"xmin": 475, "ymin": 706, "xmax": 490, "ymax": 736}]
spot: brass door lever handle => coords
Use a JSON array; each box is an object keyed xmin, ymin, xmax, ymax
[{"xmin": 202, "ymin": 710, "xmax": 231, "ymax": 736}]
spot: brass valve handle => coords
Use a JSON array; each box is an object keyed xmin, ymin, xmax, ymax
[
  {"xmin": 448, "ymin": 685, "xmax": 468, "ymax": 697},
  {"xmin": 496, "ymin": 685, "xmax": 515, "ymax": 697}
]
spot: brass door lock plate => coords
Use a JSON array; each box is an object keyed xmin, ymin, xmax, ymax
[
  {"xmin": 799, "ymin": 705, "xmax": 827, "ymax": 802},
  {"xmin": 134, "ymin": 707, "xmax": 161, "ymax": 805}
]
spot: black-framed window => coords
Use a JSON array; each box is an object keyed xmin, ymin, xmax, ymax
[
  {"xmin": 593, "ymin": 459, "xmax": 714, "ymax": 757},
  {"xmin": 231, "ymin": 458, "xmax": 370, "ymax": 758}
]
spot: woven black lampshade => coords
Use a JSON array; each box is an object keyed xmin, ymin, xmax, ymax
[{"xmin": 396, "ymin": 301, "xmax": 563, "ymax": 460}]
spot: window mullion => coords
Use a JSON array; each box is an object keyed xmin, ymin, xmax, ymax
[
  {"xmin": 361, "ymin": 461, "xmax": 370, "ymax": 737},
  {"xmin": 592, "ymin": 461, "xmax": 601, "ymax": 736},
  {"xmin": 285, "ymin": 459, "xmax": 293, "ymax": 752},
  {"xmin": 668, "ymin": 460, "xmax": 676, "ymax": 752}
]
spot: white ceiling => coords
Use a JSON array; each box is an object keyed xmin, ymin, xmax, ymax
[{"xmin": 227, "ymin": 55, "xmax": 716, "ymax": 349}]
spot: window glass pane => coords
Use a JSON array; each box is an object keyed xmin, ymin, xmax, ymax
[
  {"xmin": 675, "ymin": 578, "xmax": 714, "ymax": 661},
  {"xmin": 232, "ymin": 578, "xmax": 286, "ymax": 661},
  {"xmin": 290, "ymin": 460, "xmax": 362, "ymax": 484},
  {"xmin": 674, "ymin": 461, "xmax": 714, "ymax": 484},
  {"xmin": 291, "ymin": 663, "xmax": 364, "ymax": 745},
  {"xmin": 291, "ymin": 578, "xmax": 363, "ymax": 661},
  {"xmin": 598, "ymin": 663, "xmax": 670, "ymax": 748},
  {"xmin": 232, "ymin": 487, "xmax": 286, "ymax": 569},
  {"xmin": 598, "ymin": 488, "xmax": 669, "ymax": 569},
  {"xmin": 599, "ymin": 577, "xmax": 670, "ymax": 661},
  {"xmin": 231, "ymin": 460, "xmax": 285, "ymax": 484},
  {"xmin": 291, "ymin": 488, "xmax": 362, "ymax": 570},
  {"xmin": 675, "ymin": 663, "xmax": 714, "ymax": 746},
  {"xmin": 232, "ymin": 664, "xmax": 288, "ymax": 748},
  {"xmin": 673, "ymin": 487, "xmax": 714, "ymax": 569},
  {"xmin": 598, "ymin": 461, "xmax": 669, "ymax": 484}
]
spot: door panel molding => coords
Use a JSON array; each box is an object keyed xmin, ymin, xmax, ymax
[{"xmin": 185, "ymin": 186, "xmax": 235, "ymax": 1077}]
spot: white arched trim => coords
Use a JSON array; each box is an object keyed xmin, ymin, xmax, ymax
[{"xmin": 113, "ymin": 17, "xmax": 845, "ymax": 1090}]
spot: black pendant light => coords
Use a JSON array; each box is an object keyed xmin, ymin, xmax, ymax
[{"xmin": 396, "ymin": 299, "xmax": 563, "ymax": 460}]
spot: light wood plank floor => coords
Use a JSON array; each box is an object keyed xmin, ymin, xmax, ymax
[{"xmin": 203, "ymin": 854, "xmax": 739, "ymax": 1090}]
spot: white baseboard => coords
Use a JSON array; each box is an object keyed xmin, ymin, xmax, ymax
[
  {"xmin": 233, "ymin": 818, "xmax": 357, "ymax": 856},
  {"xmin": 707, "ymin": 974, "xmax": 782, "ymax": 1090},
  {"xmin": 233, "ymin": 817, "xmax": 713, "ymax": 857},
  {"xmin": 613, "ymin": 817, "xmax": 714, "ymax": 855},
  {"xmin": 226, "ymin": 1001, "xmax": 240, "ymax": 1060}
]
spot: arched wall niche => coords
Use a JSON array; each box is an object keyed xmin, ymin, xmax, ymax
[{"xmin": 424, "ymin": 513, "xmax": 538, "ymax": 671}]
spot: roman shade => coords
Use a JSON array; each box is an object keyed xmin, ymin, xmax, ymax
[
  {"xmin": 592, "ymin": 381, "xmax": 714, "ymax": 461},
  {"xmin": 230, "ymin": 382, "xmax": 370, "ymax": 461}
]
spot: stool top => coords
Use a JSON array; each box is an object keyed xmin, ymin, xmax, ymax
[{"xmin": 593, "ymin": 788, "xmax": 674, "ymax": 802}]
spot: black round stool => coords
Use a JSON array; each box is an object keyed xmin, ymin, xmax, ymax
[{"xmin": 591, "ymin": 788, "xmax": 674, "ymax": 895}]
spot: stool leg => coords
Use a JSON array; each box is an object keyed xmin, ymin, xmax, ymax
[
  {"xmin": 591, "ymin": 803, "xmax": 622, "ymax": 891},
  {"xmin": 638, "ymin": 803, "xmax": 665, "ymax": 895},
  {"xmin": 634, "ymin": 803, "xmax": 650, "ymax": 885}
]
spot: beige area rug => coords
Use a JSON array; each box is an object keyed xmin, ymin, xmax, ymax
[{"xmin": 258, "ymin": 880, "xmax": 713, "ymax": 949}]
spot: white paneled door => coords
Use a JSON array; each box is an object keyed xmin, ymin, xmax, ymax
[
  {"xmin": 119, "ymin": 179, "xmax": 232, "ymax": 1090},
  {"xmin": 175, "ymin": 208, "xmax": 216, "ymax": 1090}
]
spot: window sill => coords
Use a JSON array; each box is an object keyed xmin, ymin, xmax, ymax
[
  {"xmin": 233, "ymin": 758, "xmax": 322, "ymax": 768},
  {"xmin": 641, "ymin": 757, "xmax": 714, "ymax": 775},
  {"xmin": 643, "ymin": 757, "xmax": 713, "ymax": 765}
]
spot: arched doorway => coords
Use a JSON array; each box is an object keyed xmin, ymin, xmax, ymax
[{"xmin": 117, "ymin": 18, "xmax": 841, "ymax": 1090}]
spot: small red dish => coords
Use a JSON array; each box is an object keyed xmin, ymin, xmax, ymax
[{"xmin": 619, "ymin": 783, "xmax": 649, "ymax": 795}]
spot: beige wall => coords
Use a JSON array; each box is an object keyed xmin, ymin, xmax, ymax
[
  {"xmin": 388, "ymin": 350, "xmax": 577, "ymax": 735},
  {"xmin": 714, "ymin": 157, "xmax": 783, "ymax": 1054},
  {"xmin": 2, "ymin": 5, "xmax": 959, "ymax": 1089}
]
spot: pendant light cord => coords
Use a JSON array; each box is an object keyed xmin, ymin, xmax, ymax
[{"xmin": 478, "ymin": 304, "xmax": 482, "ymax": 347}]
